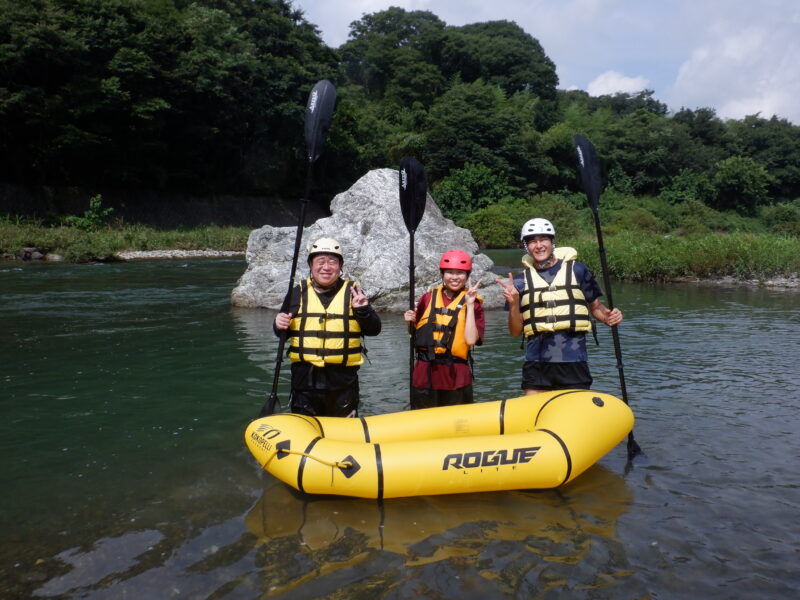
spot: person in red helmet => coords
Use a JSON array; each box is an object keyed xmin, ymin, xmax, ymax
[{"xmin": 403, "ymin": 249, "xmax": 484, "ymax": 409}]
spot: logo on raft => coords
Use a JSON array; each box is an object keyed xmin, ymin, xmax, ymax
[
  {"xmin": 254, "ymin": 424, "xmax": 281, "ymax": 439},
  {"xmin": 442, "ymin": 446, "xmax": 540, "ymax": 470},
  {"xmin": 250, "ymin": 423, "xmax": 282, "ymax": 452}
]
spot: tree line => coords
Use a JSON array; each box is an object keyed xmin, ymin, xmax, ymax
[{"xmin": 2, "ymin": 1, "xmax": 799, "ymax": 234}]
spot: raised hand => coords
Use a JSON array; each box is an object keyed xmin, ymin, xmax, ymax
[
  {"xmin": 351, "ymin": 283, "xmax": 368, "ymax": 308},
  {"xmin": 495, "ymin": 272, "xmax": 519, "ymax": 305},
  {"xmin": 465, "ymin": 277, "xmax": 482, "ymax": 305}
]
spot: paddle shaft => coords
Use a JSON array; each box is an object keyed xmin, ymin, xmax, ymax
[
  {"xmin": 590, "ymin": 205, "xmax": 642, "ymax": 459},
  {"xmin": 398, "ymin": 156, "xmax": 427, "ymax": 406},
  {"xmin": 262, "ymin": 167, "xmax": 313, "ymax": 416},
  {"xmin": 408, "ymin": 228, "xmax": 416, "ymax": 399},
  {"xmin": 589, "ymin": 207, "xmax": 628, "ymax": 401}
]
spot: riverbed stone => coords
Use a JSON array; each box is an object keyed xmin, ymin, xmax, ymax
[
  {"xmin": 230, "ymin": 168, "xmax": 504, "ymax": 311},
  {"xmin": 18, "ymin": 247, "xmax": 44, "ymax": 260}
]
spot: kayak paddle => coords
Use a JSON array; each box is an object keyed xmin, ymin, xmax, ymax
[
  {"xmin": 399, "ymin": 156, "xmax": 428, "ymax": 405},
  {"xmin": 258, "ymin": 79, "xmax": 337, "ymax": 418},
  {"xmin": 573, "ymin": 133, "xmax": 644, "ymax": 461}
]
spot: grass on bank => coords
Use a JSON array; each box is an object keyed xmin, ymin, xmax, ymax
[
  {"xmin": 3, "ymin": 214, "xmax": 799, "ymax": 282},
  {"xmin": 569, "ymin": 232, "xmax": 800, "ymax": 281},
  {"xmin": 1, "ymin": 216, "xmax": 251, "ymax": 262},
  {"xmin": 4, "ymin": 184, "xmax": 800, "ymax": 281}
]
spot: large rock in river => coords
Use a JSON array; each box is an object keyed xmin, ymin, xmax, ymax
[{"xmin": 230, "ymin": 168, "xmax": 504, "ymax": 311}]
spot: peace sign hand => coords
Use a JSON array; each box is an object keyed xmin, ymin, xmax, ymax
[
  {"xmin": 351, "ymin": 283, "xmax": 368, "ymax": 308},
  {"xmin": 465, "ymin": 277, "xmax": 482, "ymax": 305},
  {"xmin": 495, "ymin": 272, "xmax": 519, "ymax": 305}
]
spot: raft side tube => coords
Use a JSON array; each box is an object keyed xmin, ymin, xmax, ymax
[
  {"xmin": 534, "ymin": 390, "xmax": 634, "ymax": 484},
  {"xmin": 244, "ymin": 391, "xmax": 634, "ymax": 498}
]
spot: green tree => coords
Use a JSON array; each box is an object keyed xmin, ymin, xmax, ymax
[
  {"xmin": 671, "ymin": 107, "xmax": 731, "ymax": 172},
  {"xmin": 602, "ymin": 109, "xmax": 701, "ymax": 195},
  {"xmin": 433, "ymin": 163, "xmax": 513, "ymax": 223},
  {"xmin": 0, "ymin": 0, "xmax": 337, "ymax": 192},
  {"xmin": 338, "ymin": 8, "xmax": 445, "ymax": 100},
  {"xmin": 423, "ymin": 80, "xmax": 553, "ymax": 188},
  {"xmin": 727, "ymin": 114, "xmax": 800, "ymax": 202},
  {"xmin": 439, "ymin": 21, "xmax": 558, "ymax": 128},
  {"xmin": 712, "ymin": 156, "xmax": 771, "ymax": 216},
  {"xmin": 659, "ymin": 168, "xmax": 715, "ymax": 205}
]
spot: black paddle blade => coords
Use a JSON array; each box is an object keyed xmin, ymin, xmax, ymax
[
  {"xmin": 573, "ymin": 134, "xmax": 603, "ymax": 211},
  {"xmin": 304, "ymin": 79, "xmax": 337, "ymax": 163},
  {"xmin": 627, "ymin": 436, "xmax": 644, "ymax": 461},
  {"xmin": 399, "ymin": 156, "xmax": 427, "ymax": 233},
  {"xmin": 259, "ymin": 392, "xmax": 281, "ymax": 418}
]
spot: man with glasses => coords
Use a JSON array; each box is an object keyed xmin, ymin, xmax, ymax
[
  {"xmin": 274, "ymin": 237, "xmax": 381, "ymax": 416},
  {"xmin": 496, "ymin": 219, "xmax": 622, "ymax": 394}
]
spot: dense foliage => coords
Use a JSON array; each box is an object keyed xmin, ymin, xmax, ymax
[
  {"xmin": 0, "ymin": 0, "xmax": 337, "ymax": 193},
  {"xmin": 2, "ymin": 2, "xmax": 799, "ymax": 240}
]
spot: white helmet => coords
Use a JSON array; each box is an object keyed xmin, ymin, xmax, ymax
[
  {"xmin": 307, "ymin": 237, "xmax": 343, "ymax": 263},
  {"xmin": 520, "ymin": 218, "xmax": 556, "ymax": 241}
]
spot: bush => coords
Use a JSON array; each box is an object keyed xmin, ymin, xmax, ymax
[
  {"xmin": 61, "ymin": 195, "xmax": 114, "ymax": 231},
  {"xmin": 659, "ymin": 168, "xmax": 715, "ymax": 205},
  {"xmin": 461, "ymin": 198, "xmax": 530, "ymax": 248},
  {"xmin": 432, "ymin": 163, "xmax": 514, "ymax": 223},
  {"xmin": 461, "ymin": 192, "xmax": 591, "ymax": 248},
  {"xmin": 761, "ymin": 200, "xmax": 800, "ymax": 236},
  {"xmin": 712, "ymin": 156, "xmax": 771, "ymax": 216}
]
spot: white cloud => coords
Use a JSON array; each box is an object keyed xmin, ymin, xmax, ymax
[
  {"xmin": 587, "ymin": 71, "xmax": 650, "ymax": 96},
  {"xmin": 669, "ymin": 17, "xmax": 800, "ymax": 122}
]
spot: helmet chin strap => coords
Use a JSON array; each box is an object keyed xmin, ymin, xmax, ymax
[{"xmin": 537, "ymin": 255, "xmax": 556, "ymax": 269}]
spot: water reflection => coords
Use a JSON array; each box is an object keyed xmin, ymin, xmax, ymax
[{"xmin": 245, "ymin": 465, "xmax": 635, "ymax": 598}]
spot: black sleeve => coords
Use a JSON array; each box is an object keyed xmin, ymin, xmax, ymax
[
  {"xmin": 272, "ymin": 285, "xmax": 301, "ymax": 337},
  {"xmin": 353, "ymin": 304, "xmax": 382, "ymax": 336}
]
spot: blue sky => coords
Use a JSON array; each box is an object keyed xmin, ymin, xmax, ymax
[{"xmin": 291, "ymin": 0, "xmax": 800, "ymax": 124}]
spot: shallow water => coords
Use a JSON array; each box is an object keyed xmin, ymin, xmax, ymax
[{"xmin": 1, "ymin": 259, "xmax": 798, "ymax": 598}]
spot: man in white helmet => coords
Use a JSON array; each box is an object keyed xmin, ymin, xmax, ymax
[
  {"xmin": 496, "ymin": 218, "xmax": 622, "ymax": 393},
  {"xmin": 274, "ymin": 237, "xmax": 381, "ymax": 417}
]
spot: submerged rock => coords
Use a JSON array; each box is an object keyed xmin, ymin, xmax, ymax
[{"xmin": 230, "ymin": 168, "xmax": 504, "ymax": 311}]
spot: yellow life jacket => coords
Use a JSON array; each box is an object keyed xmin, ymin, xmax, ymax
[
  {"xmin": 288, "ymin": 278, "xmax": 364, "ymax": 368},
  {"xmin": 520, "ymin": 247, "xmax": 593, "ymax": 337},
  {"xmin": 414, "ymin": 285, "xmax": 481, "ymax": 362}
]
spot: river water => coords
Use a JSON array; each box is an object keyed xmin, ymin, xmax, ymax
[{"xmin": 1, "ymin": 258, "xmax": 798, "ymax": 599}]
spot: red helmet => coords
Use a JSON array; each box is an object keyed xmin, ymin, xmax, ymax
[{"xmin": 439, "ymin": 249, "xmax": 472, "ymax": 272}]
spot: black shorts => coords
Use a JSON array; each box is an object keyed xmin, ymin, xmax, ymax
[
  {"xmin": 290, "ymin": 386, "xmax": 359, "ymax": 417},
  {"xmin": 521, "ymin": 361, "xmax": 592, "ymax": 391},
  {"xmin": 410, "ymin": 385, "xmax": 474, "ymax": 410},
  {"xmin": 289, "ymin": 363, "xmax": 360, "ymax": 417}
]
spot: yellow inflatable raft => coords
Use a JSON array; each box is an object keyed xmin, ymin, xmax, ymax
[{"xmin": 244, "ymin": 390, "xmax": 633, "ymax": 499}]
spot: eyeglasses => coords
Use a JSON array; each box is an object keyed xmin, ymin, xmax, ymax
[{"xmin": 311, "ymin": 257, "xmax": 341, "ymax": 267}]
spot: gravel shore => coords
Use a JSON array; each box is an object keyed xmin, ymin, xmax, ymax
[
  {"xmin": 114, "ymin": 249, "xmax": 245, "ymax": 260},
  {"xmin": 669, "ymin": 275, "xmax": 800, "ymax": 289}
]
